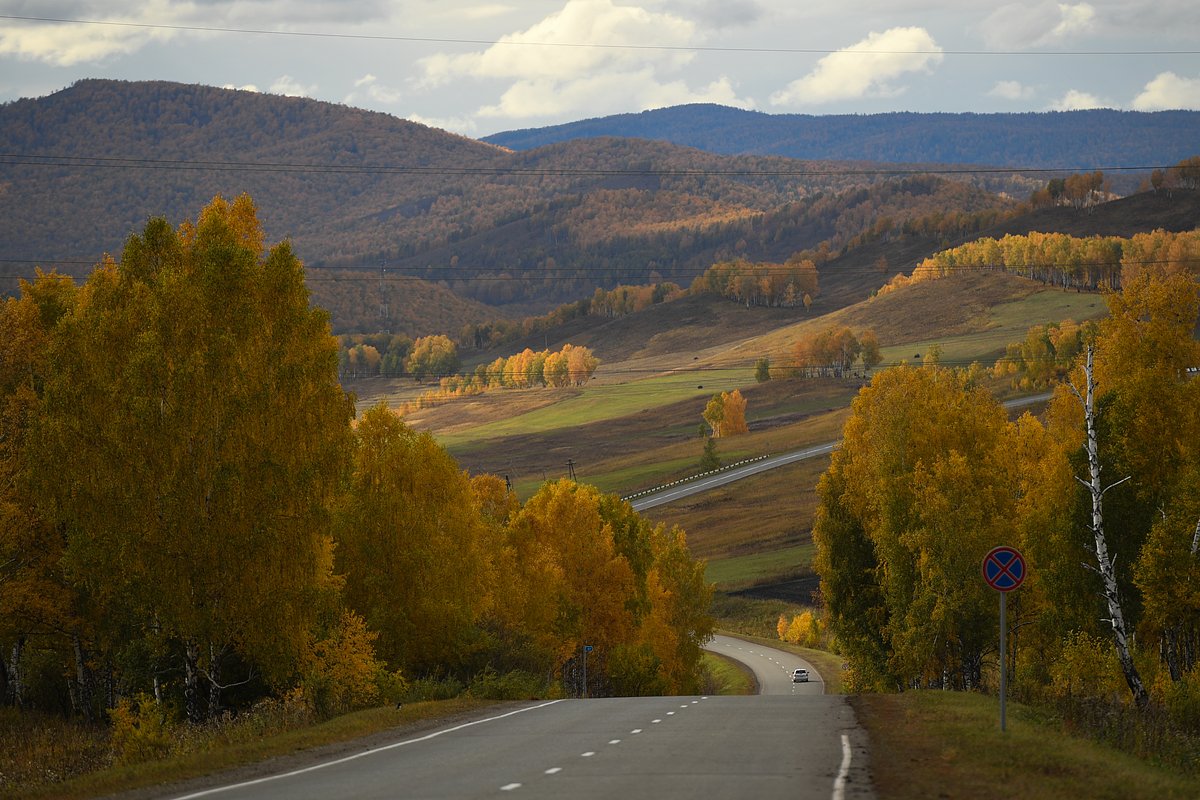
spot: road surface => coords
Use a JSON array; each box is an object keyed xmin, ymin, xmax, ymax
[
  {"xmin": 706, "ymin": 633, "xmax": 825, "ymax": 696},
  {"xmin": 630, "ymin": 392, "xmax": 1052, "ymax": 511},
  {"xmin": 163, "ymin": 639, "xmax": 872, "ymax": 800}
]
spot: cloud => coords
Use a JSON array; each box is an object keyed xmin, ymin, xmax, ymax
[
  {"xmin": 417, "ymin": 0, "xmax": 697, "ymax": 87},
  {"xmin": 686, "ymin": 0, "xmax": 764, "ymax": 29},
  {"xmin": 477, "ymin": 70, "xmax": 753, "ymax": 119},
  {"xmin": 415, "ymin": 0, "xmax": 753, "ymax": 122},
  {"xmin": 406, "ymin": 113, "xmax": 480, "ymax": 135},
  {"xmin": 223, "ymin": 83, "xmax": 260, "ymax": 93},
  {"xmin": 988, "ymin": 80, "xmax": 1035, "ymax": 100},
  {"xmin": 982, "ymin": 2, "xmax": 1096, "ymax": 49},
  {"xmin": 0, "ymin": 5, "xmax": 177, "ymax": 66},
  {"xmin": 1132, "ymin": 72, "xmax": 1200, "ymax": 110},
  {"xmin": 269, "ymin": 75, "xmax": 318, "ymax": 98},
  {"xmin": 769, "ymin": 27, "xmax": 943, "ymax": 107},
  {"xmin": 1048, "ymin": 89, "xmax": 1107, "ymax": 110},
  {"xmin": 345, "ymin": 74, "xmax": 403, "ymax": 106},
  {"xmin": 0, "ymin": 0, "xmax": 396, "ymax": 66}
]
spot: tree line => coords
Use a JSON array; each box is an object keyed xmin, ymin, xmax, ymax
[
  {"xmin": 886, "ymin": 228, "xmax": 1200, "ymax": 294},
  {"xmin": 0, "ymin": 196, "xmax": 712, "ymax": 729},
  {"xmin": 814, "ymin": 270, "xmax": 1200, "ymax": 727}
]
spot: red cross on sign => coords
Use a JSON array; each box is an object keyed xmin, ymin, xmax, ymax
[{"xmin": 982, "ymin": 546, "xmax": 1026, "ymax": 592}]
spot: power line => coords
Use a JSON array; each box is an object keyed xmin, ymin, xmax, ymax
[
  {"xmin": 3, "ymin": 14, "xmax": 1197, "ymax": 56},
  {"xmin": 3, "ymin": 258, "xmax": 1196, "ymax": 279},
  {"xmin": 0, "ymin": 152, "xmax": 1174, "ymax": 178}
]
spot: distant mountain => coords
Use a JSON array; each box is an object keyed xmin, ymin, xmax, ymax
[
  {"xmin": 484, "ymin": 105, "xmax": 1200, "ymax": 169},
  {"xmin": 1, "ymin": 80, "xmax": 1024, "ymax": 327},
  {"xmin": 4, "ymin": 81, "xmax": 1194, "ymax": 336}
]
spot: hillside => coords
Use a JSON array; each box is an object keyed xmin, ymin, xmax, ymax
[
  {"xmin": 1, "ymin": 80, "xmax": 1021, "ymax": 324},
  {"xmin": 484, "ymin": 104, "xmax": 1200, "ymax": 170}
]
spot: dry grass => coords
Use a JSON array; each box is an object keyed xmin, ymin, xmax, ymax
[{"xmin": 856, "ymin": 691, "xmax": 1199, "ymax": 800}]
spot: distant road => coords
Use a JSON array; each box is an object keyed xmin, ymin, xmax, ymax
[
  {"xmin": 706, "ymin": 634, "xmax": 825, "ymax": 696},
  {"xmin": 630, "ymin": 392, "xmax": 1052, "ymax": 511}
]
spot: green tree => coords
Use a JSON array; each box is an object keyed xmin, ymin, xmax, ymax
[{"xmin": 754, "ymin": 357, "xmax": 771, "ymax": 383}]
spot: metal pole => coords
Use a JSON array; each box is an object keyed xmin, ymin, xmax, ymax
[
  {"xmin": 1000, "ymin": 591, "xmax": 1007, "ymax": 732},
  {"xmin": 582, "ymin": 647, "xmax": 588, "ymax": 699}
]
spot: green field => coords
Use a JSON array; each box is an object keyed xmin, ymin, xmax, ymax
[{"xmin": 704, "ymin": 543, "xmax": 815, "ymax": 587}]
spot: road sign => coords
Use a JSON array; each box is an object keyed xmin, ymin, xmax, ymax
[{"xmin": 982, "ymin": 546, "xmax": 1026, "ymax": 592}]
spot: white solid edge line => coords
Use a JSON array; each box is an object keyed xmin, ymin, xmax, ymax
[
  {"xmin": 832, "ymin": 733, "xmax": 852, "ymax": 800},
  {"xmin": 169, "ymin": 699, "xmax": 565, "ymax": 800}
]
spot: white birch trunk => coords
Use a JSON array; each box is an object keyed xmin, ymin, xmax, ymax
[{"xmin": 1077, "ymin": 345, "xmax": 1149, "ymax": 707}]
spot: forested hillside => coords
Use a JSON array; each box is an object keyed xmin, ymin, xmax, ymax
[
  {"xmin": 485, "ymin": 104, "xmax": 1200, "ymax": 169},
  {"xmin": 2, "ymin": 80, "xmax": 1025, "ymax": 326}
]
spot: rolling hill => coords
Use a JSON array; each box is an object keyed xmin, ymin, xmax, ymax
[
  {"xmin": 484, "ymin": 104, "xmax": 1200, "ymax": 170},
  {"xmin": 0, "ymin": 79, "xmax": 1028, "ymax": 327}
]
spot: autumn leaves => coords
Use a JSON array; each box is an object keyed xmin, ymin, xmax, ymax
[
  {"xmin": 814, "ymin": 268, "xmax": 1200, "ymax": 706},
  {"xmin": 0, "ymin": 196, "xmax": 712, "ymax": 724}
]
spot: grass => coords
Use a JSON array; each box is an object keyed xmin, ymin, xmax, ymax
[
  {"xmin": 856, "ymin": 691, "xmax": 1200, "ymax": 800},
  {"xmin": 700, "ymin": 652, "xmax": 757, "ymax": 696},
  {"xmin": 703, "ymin": 543, "xmax": 815, "ymax": 587},
  {"xmin": 5, "ymin": 698, "xmax": 494, "ymax": 800},
  {"xmin": 434, "ymin": 368, "xmax": 748, "ymax": 448}
]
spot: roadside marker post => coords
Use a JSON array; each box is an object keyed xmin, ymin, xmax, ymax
[
  {"xmin": 582, "ymin": 645, "xmax": 593, "ymax": 699},
  {"xmin": 982, "ymin": 546, "xmax": 1026, "ymax": 732}
]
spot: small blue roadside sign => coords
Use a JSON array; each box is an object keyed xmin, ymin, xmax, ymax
[{"xmin": 982, "ymin": 546, "xmax": 1026, "ymax": 592}]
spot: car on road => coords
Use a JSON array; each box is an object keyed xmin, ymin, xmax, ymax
[{"xmin": 792, "ymin": 668, "xmax": 809, "ymax": 683}]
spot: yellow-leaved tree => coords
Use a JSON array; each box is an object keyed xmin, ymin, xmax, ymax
[
  {"xmin": 33, "ymin": 195, "xmax": 354, "ymax": 722},
  {"xmin": 336, "ymin": 404, "xmax": 493, "ymax": 674}
]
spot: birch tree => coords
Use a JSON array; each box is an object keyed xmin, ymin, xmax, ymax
[
  {"xmin": 36, "ymin": 195, "xmax": 354, "ymax": 722},
  {"xmin": 1067, "ymin": 346, "xmax": 1148, "ymax": 707}
]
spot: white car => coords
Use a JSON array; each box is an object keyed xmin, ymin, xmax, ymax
[{"xmin": 792, "ymin": 668, "xmax": 809, "ymax": 683}]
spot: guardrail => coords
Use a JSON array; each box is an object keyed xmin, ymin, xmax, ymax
[{"xmin": 620, "ymin": 454, "xmax": 773, "ymax": 502}]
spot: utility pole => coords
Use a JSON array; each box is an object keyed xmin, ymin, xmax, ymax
[
  {"xmin": 378, "ymin": 260, "xmax": 389, "ymax": 333},
  {"xmin": 566, "ymin": 459, "xmax": 577, "ymax": 481}
]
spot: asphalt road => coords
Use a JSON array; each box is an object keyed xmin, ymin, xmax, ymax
[
  {"xmin": 164, "ymin": 640, "xmax": 872, "ymax": 800},
  {"xmin": 629, "ymin": 392, "xmax": 1052, "ymax": 511},
  {"xmin": 706, "ymin": 634, "xmax": 826, "ymax": 696},
  {"xmin": 630, "ymin": 443, "xmax": 836, "ymax": 511}
]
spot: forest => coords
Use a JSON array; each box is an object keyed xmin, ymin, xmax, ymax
[
  {"xmin": 0, "ymin": 197, "xmax": 713, "ymax": 742},
  {"xmin": 1, "ymin": 79, "xmax": 1034, "ymax": 319},
  {"xmin": 813, "ymin": 266, "xmax": 1200, "ymax": 755},
  {"xmin": 484, "ymin": 104, "xmax": 1200, "ymax": 170}
]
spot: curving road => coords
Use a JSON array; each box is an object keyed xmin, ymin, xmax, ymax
[
  {"xmin": 630, "ymin": 392, "xmax": 1052, "ymax": 511},
  {"xmin": 161, "ymin": 639, "xmax": 872, "ymax": 800},
  {"xmin": 706, "ymin": 634, "xmax": 825, "ymax": 696}
]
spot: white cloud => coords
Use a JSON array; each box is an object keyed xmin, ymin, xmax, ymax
[
  {"xmin": 1132, "ymin": 71, "xmax": 1200, "ymax": 110},
  {"xmin": 988, "ymin": 80, "xmax": 1035, "ymax": 100},
  {"xmin": 477, "ymin": 70, "xmax": 752, "ymax": 119},
  {"xmin": 405, "ymin": 113, "xmax": 480, "ymax": 135},
  {"xmin": 769, "ymin": 27, "xmax": 943, "ymax": 107},
  {"xmin": 269, "ymin": 75, "xmax": 318, "ymax": 98},
  {"xmin": 223, "ymin": 83, "xmax": 261, "ymax": 93},
  {"xmin": 345, "ymin": 74, "xmax": 403, "ymax": 106},
  {"xmin": 418, "ymin": 0, "xmax": 697, "ymax": 87},
  {"xmin": 982, "ymin": 2, "xmax": 1096, "ymax": 50},
  {"xmin": 415, "ymin": 0, "xmax": 755, "ymax": 122},
  {"xmin": 0, "ymin": 4, "xmax": 177, "ymax": 66},
  {"xmin": 1049, "ymin": 89, "xmax": 1107, "ymax": 110}
]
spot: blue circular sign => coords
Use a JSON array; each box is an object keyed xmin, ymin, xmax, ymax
[{"xmin": 982, "ymin": 546, "xmax": 1026, "ymax": 592}]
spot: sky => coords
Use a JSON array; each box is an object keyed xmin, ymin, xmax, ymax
[{"xmin": 1, "ymin": 0, "xmax": 1199, "ymax": 137}]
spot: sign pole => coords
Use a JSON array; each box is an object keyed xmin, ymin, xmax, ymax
[
  {"xmin": 999, "ymin": 591, "xmax": 1007, "ymax": 732},
  {"xmin": 982, "ymin": 545, "xmax": 1026, "ymax": 734}
]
